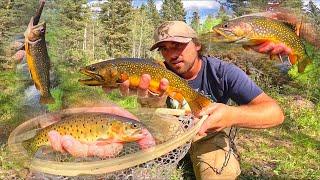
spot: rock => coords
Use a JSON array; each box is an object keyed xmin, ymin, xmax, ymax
[
  {"xmin": 22, "ymin": 85, "xmax": 47, "ymax": 114},
  {"xmin": 12, "ymin": 50, "xmax": 25, "ymax": 63},
  {"xmin": 10, "ymin": 41, "xmax": 24, "ymax": 51}
]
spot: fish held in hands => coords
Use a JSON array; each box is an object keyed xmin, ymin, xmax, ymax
[
  {"xmin": 79, "ymin": 58, "xmax": 213, "ymax": 115},
  {"xmin": 208, "ymin": 16, "xmax": 312, "ymax": 73}
]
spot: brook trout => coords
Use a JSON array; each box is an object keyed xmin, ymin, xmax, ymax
[
  {"xmin": 79, "ymin": 58, "xmax": 212, "ymax": 114},
  {"xmin": 24, "ymin": 17, "xmax": 54, "ymax": 104},
  {"xmin": 210, "ymin": 16, "xmax": 312, "ymax": 73},
  {"xmin": 23, "ymin": 112, "xmax": 148, "ymax": 155}
]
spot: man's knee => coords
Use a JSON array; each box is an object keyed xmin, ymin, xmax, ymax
[{"xmin": 189, "ymin": 132, "xmax": 241, "ymax": 180}]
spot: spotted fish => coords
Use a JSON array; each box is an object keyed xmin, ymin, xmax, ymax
[
  {"xmin": 209, "ymin": 16, "xmax": 312, "ymax": 73},
  {"xmin": 23, "ymin": 112, "xmax": 148, "ymax": 155},
  {"xmin": 24, "ymin": 17, "xmax": 54, "ymax": 104},
  {"xmin": 78, "ymin": 58, "xmax": 212, "ymax": 115}
]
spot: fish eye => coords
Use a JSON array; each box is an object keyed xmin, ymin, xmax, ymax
[
  {"xmin": 89, "ymin": 66, "xmax": 96, "ymax": 71},
  {"xmin": 224, "ymin": 24, "xmax": 228, "ymax": 28},
  {"xmin": 132, "ymin": 123, "xmax": 138, "ymax": 128}
]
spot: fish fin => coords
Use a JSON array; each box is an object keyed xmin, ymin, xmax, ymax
[
  {"xmin": 237, "ymin": 38, "xmax": 266, "ymax": 45},
  {"xmin": 28, "ymin": 69, "xmax": 41, "ymax": 91},
  {"xmin": 297, "ymin": 56, "xmax": 312, "ymax": 73},
  {"xmin": 40, "ymin": 94, "xmax": 55, "ymax": 104},
  {"xmin": 188, "ymin": 93, "xmax": 212, "ymax": 115},
  {"xmin": 95, "ymin": 141, "xmax": 111, "ymax": 146},
  {"xmin": 288, "ymin": 54, "xmax": 298, "ymax": 65},
  {"xmin": 96, "ymin": 138, "xmax": 115, "ymax": 145},
  {"xmin": 295, "ymin": 19, "xmax": 303, "ymax": 37},
  {"xmin": 167, "ymin": 91, "xmax": 184, "ymax": 104}
]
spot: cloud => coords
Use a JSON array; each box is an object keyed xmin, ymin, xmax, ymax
[
  {"xmin": 155, "ymin": 0, "xmax": 220, "ymax": 11},
  {"xmin": 155, "ymin": 1, "xmax": 162, "ymax": 11},
  {"xmin": 182, "ymin": 1, "xmax": 220, "ymax": 10}
]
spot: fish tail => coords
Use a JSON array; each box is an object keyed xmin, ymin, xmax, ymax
[
  {"xmin": 188, "ymin": 93, "xmax": 212, "ymax": 115},
  {"xmin": 298, "ymin": 56, "xmax": 312, "ymax": 73},
  {"xmin": 40, "ymin": 93, "xmax": 55, "ymax": 104}
]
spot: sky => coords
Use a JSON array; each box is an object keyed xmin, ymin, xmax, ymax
[
  {"xmin": 132, "ymin": 0, "xmax": 320, "ymax": 23},
  {"xmin": 89, "ymin": 0, "xmax": 320, "ymax": 23},
  {"xmin": 132, "ymin": 0, "xmax": 221, "ymax": 23}
]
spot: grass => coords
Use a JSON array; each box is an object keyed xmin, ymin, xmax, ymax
[
  {"xmin": 0, "ymin": 71, "xmax": 25, "ymax": 127},
  {"xmin": 47, "ymin": 87, "xmax": 64, "ymax": 112}
]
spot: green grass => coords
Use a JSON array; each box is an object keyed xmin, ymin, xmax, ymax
[
  {"xmin": 238, "ymin": 93, "xmax": 320, "ymax": 179},
  {"xmin": 47, "ymin": 87, "xmax": 64, "ymax": 112},
  {"xmin": 0, "ymin": 70, "xmax": 25, "ymax": 126},
  {"xmin": 0, "ymin": 144, "xmax": 26, "ymax": 179}
]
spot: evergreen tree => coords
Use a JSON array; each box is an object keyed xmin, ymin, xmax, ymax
[
  {"xmin": 173, "ymin": 0, "xmax": 186, "ymax": 21},
  {"xmin": 130, "ymin": 7, "xmax": 155, "ymax": 58},
  {"xmin": 145, "ymin": 0, "xmax": 160, "ymax": 27},
  {"xmin": 190, "ymin": 9, "xmax": 200, "ymax": 33},
  {"xmin": 216, "ymin": 5, "xmax": 229, "ymax": 22},
  {"xmin": 160, "ymin": 0, "xmax": 185, "ymax": 22},
  {"xmin": 225, "ymin": 0, "xmax": 268, "ymax": 16},
  {"xmin": 100, "ymin": 0, "xmax": 132, "ymax": 58},
  {"xmin": 307, "ymin": 0, "xmax": 320, "ymax": 24},
  {"xmin": 46, "ymin": 0, "xmax": 90, "ymax": 64}
]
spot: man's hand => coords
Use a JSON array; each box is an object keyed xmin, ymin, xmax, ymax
[
  {"xmin": 103, "ymin": 74, "xmax": 169, "ymax": 108},
  {"xmin": 48, "ymin": 131, "xmax": 124, "ymax": 158},
  {"xmin": 197, "ymin": 103, "xmax": 235, "ymax": 136},
  {"xmin": 248, "ymin": 41, "xmax": 292, "ymax": 57}
]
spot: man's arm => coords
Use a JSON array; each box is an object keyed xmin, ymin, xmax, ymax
[{"xmin": 198, "ymin": 92, "xmax": 284, "ymax": 135}]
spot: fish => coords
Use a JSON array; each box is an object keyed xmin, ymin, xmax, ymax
[
  {"xmin": 23, "ymin": 112, "xmax": 148, "ymax": 155},
  {"xmin": 241, "ymin": 9, "xmax": 320, "ymax": 49},
  {"xmin": 78, "ymin": 58, "xmax": 212, "ymax": 115},
  {"xmin": 24, "ymin": 17, "xmax": 54, "ymax": 104},
  {"xmin": 209, "ymin": 16, "xmax": 312, "ymax": 73}
]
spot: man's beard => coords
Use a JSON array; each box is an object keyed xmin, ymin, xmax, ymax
[{"xmin": 168, "ymin": 59, "xmax": 195, "ymax": 77}]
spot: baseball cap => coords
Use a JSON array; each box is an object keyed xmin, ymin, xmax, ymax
[{"xmin": 150, "ymin": 21, "xmax": 198, "ymax": 51}]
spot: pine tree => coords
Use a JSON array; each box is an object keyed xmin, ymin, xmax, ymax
[
  {"xmin": 307, "ymin": 0, "xmax": 320, "ymax": 24},
  {"xmin": 100, "ymin": 0, "xmax": 132, "ymax": 58},
  {"xmin": 130, "ymin": 7, "xmax": 155, "ymax": 58},
  {"xmin": 173, "ymin": 0, "xmax": 186, "ymax": 22},
  {"xmin": 146, "ymin": 0, "xmax": 160, "ymax": 27},
  {"xmin": 160, "ymin": 0, "xmax": 185, "ymax": 22},
  {"xmin": 217, "ymin": 5, "xmax": 229, "ymax": 22},
  {"xmin": 45, "ymin": 0, "xmax": 90, "ymax": 65},
  {"xmin": 190, "ymin": 10, "xmax": 200, "ymax": 33}
]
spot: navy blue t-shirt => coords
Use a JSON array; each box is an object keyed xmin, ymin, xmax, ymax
[{"xmin": 187, "ymin": 56, "xmax": 262, "ymax": 105}]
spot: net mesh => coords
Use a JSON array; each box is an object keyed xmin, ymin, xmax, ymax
[{"xmin": 9, "ymin": 108, "xmax": 194, "ymax": 179}]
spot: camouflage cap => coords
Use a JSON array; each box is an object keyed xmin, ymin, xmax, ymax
[{"xmin": 150, "ymin": 21, "xmax": 197, "ymax": 51}]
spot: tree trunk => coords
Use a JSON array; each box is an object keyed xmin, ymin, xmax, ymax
[
  {"xmin": 138, "ymin": 18, "xmax": 144, "ymax": 58},
  {"xmin": 83, "ymin": 23, "xmax": 87, "ymax": 51}
]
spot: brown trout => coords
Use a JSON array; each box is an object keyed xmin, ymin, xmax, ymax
[
  {"xmin": 23, "ymin": 112, "xmax": 148, "ymax": 155},
  {"xmin": 24, "ymin": 17, "xmax": 54, "ymax": 104},
  {"xmin": 78, "ymin": 58, "xmax": 212, "ymax": 115},
  {"xmin": 209, "ymin": 16, "xmax": 312, "ymax": 73}
]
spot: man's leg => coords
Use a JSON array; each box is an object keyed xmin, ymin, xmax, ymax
[{"xmin": 189, "ymin": 131, "xmax": 241, "ymax": 180}]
